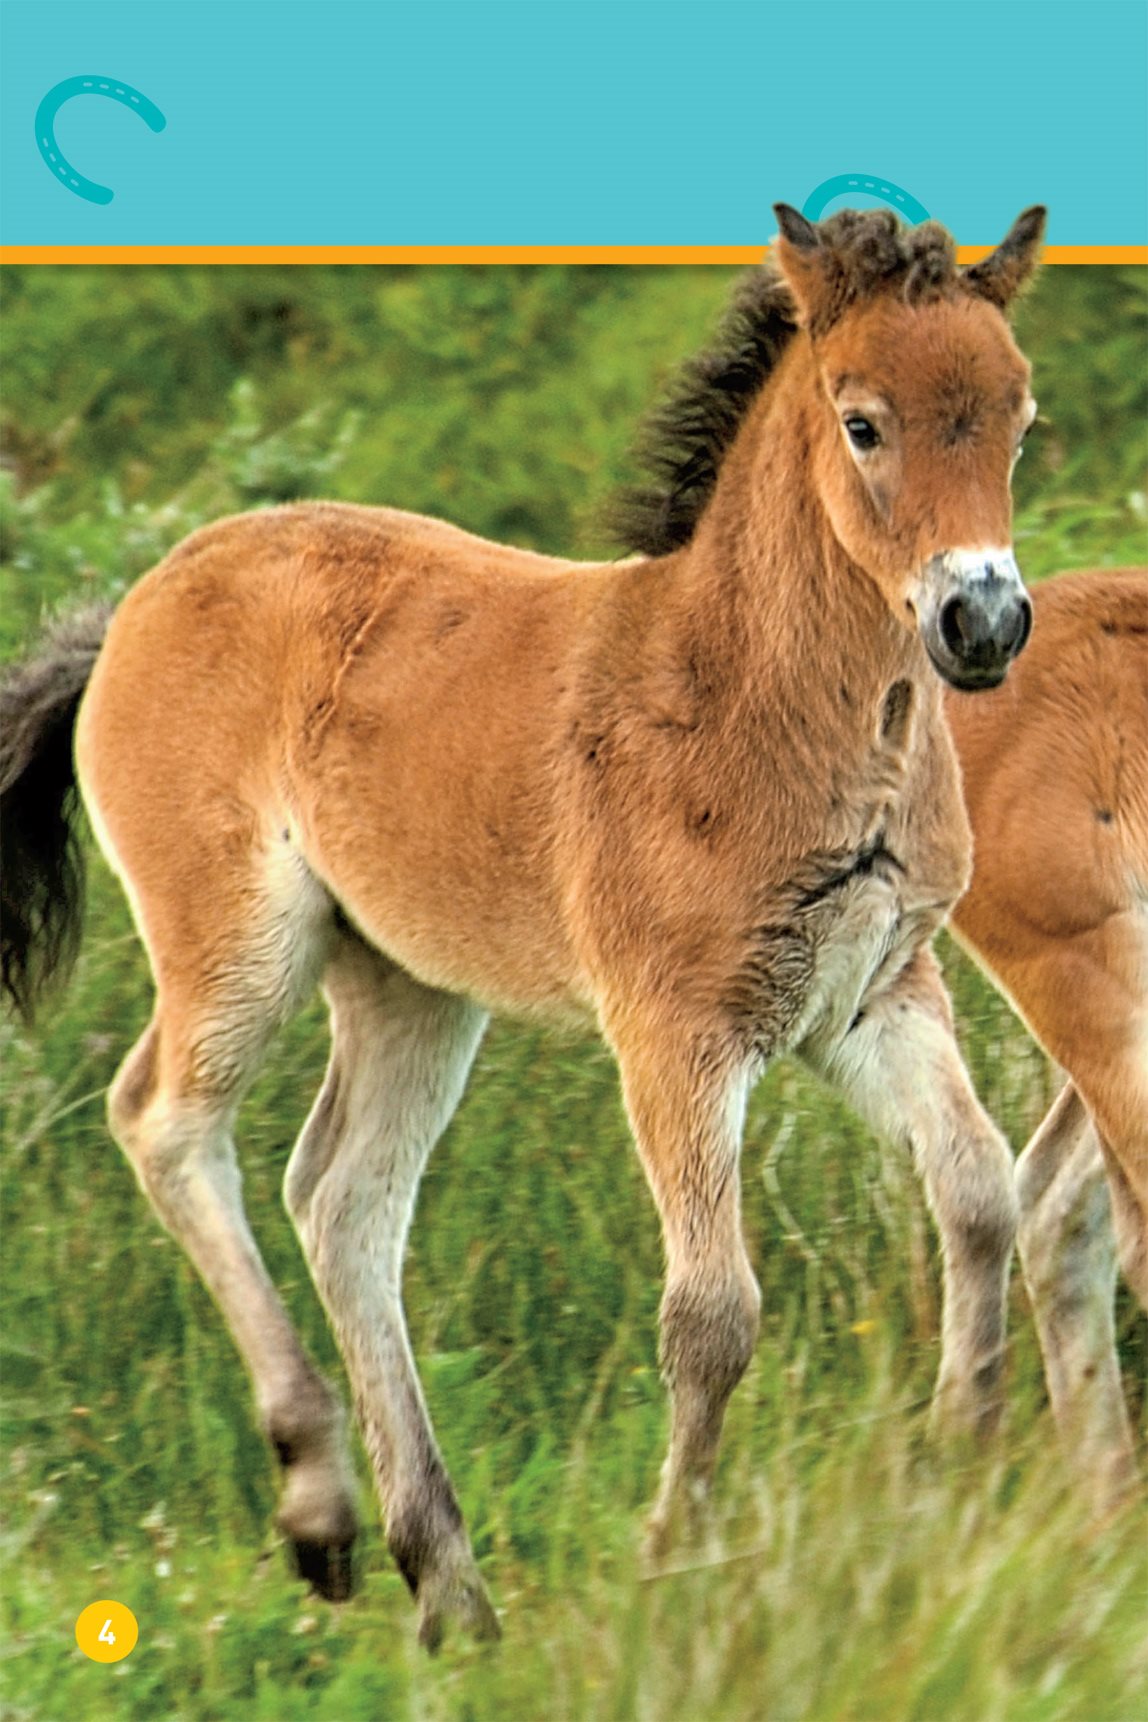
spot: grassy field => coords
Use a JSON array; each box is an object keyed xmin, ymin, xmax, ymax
[{"xmin": 1, "ymin": 262, "xmax": 1146, "ymax": 1720}]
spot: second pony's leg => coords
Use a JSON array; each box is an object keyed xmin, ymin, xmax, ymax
[
  {"xmin": 1004, "ymin": 910, "xmax": 1148, "ymax": 1308},
  {"xmin": 812, "ymin": 946, "xmax": 1018, "ymax": 1436},
  {"xmin": 1015, "ymin": 1082, "xmax": 1137, "ymax": 1506},
  {"xmin": 283, "ymin": 936, "xmax": 495, "ymax": 1651}
]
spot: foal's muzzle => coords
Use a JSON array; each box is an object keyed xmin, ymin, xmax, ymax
[{"xmin": 917, "ymin": 550, "xmax": 1032, "ymax": 691}]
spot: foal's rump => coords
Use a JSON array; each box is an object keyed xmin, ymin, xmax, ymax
[{"xmin": 76, "ymin": 502, "xmax": 595, "ymax": 1023}]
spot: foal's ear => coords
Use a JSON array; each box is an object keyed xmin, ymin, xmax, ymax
[
  {"xmin": 773, "ymin": 203, "xmax": 819, "ymax": 251},
  {"xmin": 962, "ymin": 205, "xmax": 1047, "ymax": 309},
  {"xmin": 772, "ymin": 203, "xmax": 828, "ymax": 325}
]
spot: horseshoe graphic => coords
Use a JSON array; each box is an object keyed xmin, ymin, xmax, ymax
[
  {"xmin": 35, "ymin": 76, "xmax": 166, "ymax": 204},
  {"xmin": 802, "ymin": 175, "xmax": 930, "ymax": 224}
]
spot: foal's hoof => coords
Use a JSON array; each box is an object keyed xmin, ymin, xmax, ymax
[
  {"xmin": 641, "ymin": 1512, "xmax": 673, "ymax": 1573},
  {"xmin": 641, "ymin": 1481, "xmax": 710, "ymax": 1573},
  {"xmin": 416, "ymin": 1566, "xmax": 501, "ymax": 1654},
  {"xmin": 290, "ymin": 1534, "xmax": 358, "ymax": 1603}
]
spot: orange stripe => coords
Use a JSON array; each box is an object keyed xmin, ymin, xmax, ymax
[{"xmin": 0, "ymin": 244, "xmax": 1143, "ymax": 266}]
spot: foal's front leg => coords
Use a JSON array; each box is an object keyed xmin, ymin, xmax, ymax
[
  {"xmin": 813, "ymin": 946, "xmax": 1018, "ymax": 1435},
  {"xmin": 610, "ymin": 1020, "xmax": 760, "ymax": 1559}
]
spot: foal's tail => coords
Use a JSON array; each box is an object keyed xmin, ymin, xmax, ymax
[{"xmin": 1, "ymin": 604, "xmax": 115, "ymax": 1022}]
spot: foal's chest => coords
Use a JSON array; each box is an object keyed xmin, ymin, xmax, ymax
[
  {"xmin": 735, "ymin": 693, "xmax": 969, "ymax": 1065},
  {"xmin": 788, "ymin": 854, "xmax": 935, "ymax": 1057}
]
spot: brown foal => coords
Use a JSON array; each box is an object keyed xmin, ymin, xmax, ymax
[{"xmin": 2, "ymin": 205, "xmax": 1046, "ymax": 1646}]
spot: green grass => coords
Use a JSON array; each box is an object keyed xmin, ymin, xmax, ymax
[
  {"xmin": 2, "ymin": 263, "xmax": 1146, "ymax": 1719},
  {"xmin": 3, "ymin": 922, "xmax": 1145, "ymax": 1720}
]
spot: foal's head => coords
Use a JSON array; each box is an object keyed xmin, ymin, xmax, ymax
[{"xmin": 774, "ymin": 204, "xmax": 1044, "ymax": 690}]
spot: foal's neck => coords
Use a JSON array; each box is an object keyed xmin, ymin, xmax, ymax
[{"xmin": 675, "ymin": 340, "xmax": 917, "ymax": 712}]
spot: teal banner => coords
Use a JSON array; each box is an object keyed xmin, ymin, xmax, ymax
[{"xmin": 2, "ymin": 0, "xmax": 1146, "ymax": 243}]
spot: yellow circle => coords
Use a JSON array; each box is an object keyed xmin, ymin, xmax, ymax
[{"xmin": 75, "ymin": 1600, "xmax": 139, "ymax": 1663}]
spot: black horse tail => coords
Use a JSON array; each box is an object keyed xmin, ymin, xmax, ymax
[{"xmin": 1, "ymin": 604, "xmax": 115, "ymax": 1022}]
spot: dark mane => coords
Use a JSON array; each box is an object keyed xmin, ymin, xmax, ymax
[
  {"xmin": 606, "ymin": 267, "xmax": 799, "ymax": 559},
  {"xmin": 609, "ymin": 209, "xmax": 960, "ymax": 559}
]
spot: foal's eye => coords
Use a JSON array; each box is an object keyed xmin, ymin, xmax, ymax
[{"xmin": 844, "ymin": 416, "xmax": 881, "ymax": 451}]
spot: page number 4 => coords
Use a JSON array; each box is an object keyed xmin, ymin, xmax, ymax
[{"xmin": 75, "ymin": 1601, "xmax": 139, "ymax": 1663}]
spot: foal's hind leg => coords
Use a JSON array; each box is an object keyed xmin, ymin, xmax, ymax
[
  {"xmin": 107, "ymin": 981, "xmax": 360, "ymax": 1599},
  {"xmin": 1015, "ymin": 1082, "xmax": 1137, "ymax": 1506},
  {"xmin": 813, "ymin": 947, "xmax": 1018, "ymax": 1435},
  {"xmin": 283, "ymin": 936, "xmax": 496, "ymax": 1650}
]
